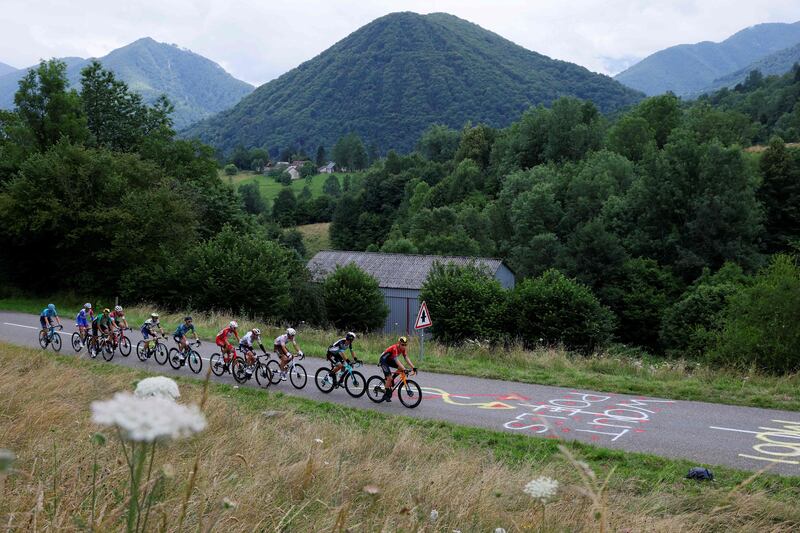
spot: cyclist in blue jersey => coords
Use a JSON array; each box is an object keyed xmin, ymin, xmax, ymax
[
  {"xmin": 75, "ymin": 303, "xmax": 93, "ymax": 346},
  {"xmin": 326, "ymin": 332, "xmax": 358, "ymax": 384},
  {"xmin": 39, "ymin": 304, "xmax": 61, "ymax": 337},
  {"xmin": 173, "ymin": 316, "xmax": 200, "ymax": 353}
]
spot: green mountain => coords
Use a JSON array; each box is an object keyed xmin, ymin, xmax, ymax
[
  {"xmin": 0, "ymin": 61, "xmax": 17, "ymax": 77},
  {"xmin": 697, "ymin": 42, "xmax": 800, "ymax": 95},
  {"xmin": 615, "ymin": 21, "xmax": 800, "ymax": 96},
  {"xmin": 0, "ymin": 38, "xmax": 253, "ymax": 129},
  {"xmin": 183, "ymin": 12, "xmax": 643, "ymax": 154}
]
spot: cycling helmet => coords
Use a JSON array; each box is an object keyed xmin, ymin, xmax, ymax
[
  {"xmin": 47, "ymin": 304, "xmax": 55, "ymax": 311},
  {"xmin": 102, "ymin": 308, "xmax": 110, "ymax": 314},
  {"xmin": 398, "ymin": 336, "xmax": 408, "ymax": 345},
  {"xmin": 151, "ymin": 313, "xmax": 159, "ymax": 319},
  {"xmin": 114, "ymin": 305, "xmax": 123, "ymax": 313},
  {"xmin": 230, "ymin": 320, "xmax": 238, "ymax": 328},
  {"xmin": 252, "ymin": 328, "xmax": 261, "ymax": 335},
  {"xmin": 286, "ymin": 327, "xmax": 297, "ymax": 337},
  {"xmin": 84, "ymin": 302, "xmax": 92, "ymax": 309},
  {"xmin": 346, "ymin": 331, "xmax": 356, "ymax": 340},
  {"xmin": 184, "ymin": 316, "xmax": 192, "ymax": 322}
]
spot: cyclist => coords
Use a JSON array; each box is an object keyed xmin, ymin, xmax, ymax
[
  {"xmin": 326, "ymin": 332, "xmax": 358, "ymax": 386},
  {"xmin": 75, "ymin": 303, "xmax": 93, "ymax": 346},
  {"xmin": 140, "ymin": 313, "xmax": 165, "ymax": 355},
  {"xmin": 215, "ymin": 321, "xmax": 240, "ymax": 372},
  {"xmin": 239, "ymin": 328, "xmax": 266, "ymax": 369},
  {"xmin": 379, "ymin": 336, "xmax": 416, "ymax": 402},
  {"xmin": 274, "ymin": 327, "xmax": 303, "ymax": 381},
  {"xmin": 39, "ymin": 303, "xmax": 61, "ymax": 337},
  {"xmin": 109, "ymin": 305, "xmax": 128, "ymax": 345},
  {"xmin": 173, "ymin": 316, "xmax": 200, "ymax": 354}
]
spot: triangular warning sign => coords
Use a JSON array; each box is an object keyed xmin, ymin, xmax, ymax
[{"xmin": 415, "ymin": 301, "xmax": 432, "ymax": 329}]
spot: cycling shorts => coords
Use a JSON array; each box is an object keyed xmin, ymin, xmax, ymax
[
  {"xmin": 327, "ymin": 350, "xmax": 344, "ymax": 365},
  {"xmin": 141, "ymin": 326, "xmax": 154, "ymax": 340},
  {"xmin": 40, "ymin": 316, "xmax": 51, "ymax": 328},
  {"xmin": 379, "ymin": 353, "xmax": 398, "ymax": 377},
  {"xmin": 173, "ymin": 335, "xmax": 185, "ymax": 344},
  {"xmin": 216, "ymin": 336, "xmax": 232, "ymax": 351},
  {"xmin": 76, "ymin": 317, "xmax": 88, "ymax": 328}
]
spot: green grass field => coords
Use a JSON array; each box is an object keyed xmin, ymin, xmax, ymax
[
  {"xmin": 221, "ymin": 170, "xmax": 359, "ymax": 202},
  {"xmin": 296, "ymin": 222, "xmax": 331, "ymax": 257}
]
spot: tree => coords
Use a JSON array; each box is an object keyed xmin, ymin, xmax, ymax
[
  {"xmin": 273, "ymin": 188, "xmax": 297, "ymax": 226},
  {"xmin": 300, "ymin": 161, "xmax": 316, "ymax": 179},
  {"xmin": 511, "ymin": 270, "xmax": 615, "ymax": 353},
  {"xmin": 419, "ymin": 262, "xmax": 508, "ymax": 343},
  {"xmin": 454, "ymin": 123, "xmax": 494, "ymax": 169},
  {"xmin": 323, "ymin": 264, "xmax": 388, "ymax": 332},
  {"xmin": 758, "ymin": 137, "xmax": 800, "ymax": 253},
  {"xmin": 224, "ymin": 163, "xmax": 238, "ymax": 176},
  {"xmin": 635, "ymin": 94, "xmax": 681, "ymax": 148},
  {"xmin": 417, "ymin": 124, "xmax": 460, "ymax": 163},
  {"xmin": 606, "ymin": 114, "xmax": 655, "ymax": 162},
  {"xmin": 239, "ymin": 182, "xmax": 267, "ymax": 215},
  {"xmin": 14, "ymin": 59, "xmax": 86, "ymax": 150},
  {"xmin": 315, "ymin": 145, "xmax": 326, "ymax": 167},
  {"xmin": 333, "ymin": 133, "xmax": 368, "ymax": 170},
  {"xmin": 322, "ymin": 174, "xmax": 342, "ymax": 197}
]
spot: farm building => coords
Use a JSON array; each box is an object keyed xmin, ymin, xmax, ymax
[{"xmin": 307, "ymin": 251, "xmax": 515, "ymax": 334}]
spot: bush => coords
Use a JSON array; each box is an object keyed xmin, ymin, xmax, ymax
[
  {"xmin": 224, "ymin": 163, "xmax": 238, "ymax": 176},
  {"xmin": 710, "ymin": 254, "xmax": 800, "ymax": 373},
  {"xmin": 512, "ymin": 269, "xmax": 615, "ymax": 353},
  {"xmin": 323, "ymin": 264, "xmax": 388, "ymax": 332},
  {"xmin": 660, "ymin": 262, "xmax": 748, "ymax": 357},
  {"xmin": 419, "ymin": 262, "xmax": 508, "ymax": 344}
]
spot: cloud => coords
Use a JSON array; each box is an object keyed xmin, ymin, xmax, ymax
[{"xmin": 1, "ymin": 0, "xmax": 798, "ymax": 84}]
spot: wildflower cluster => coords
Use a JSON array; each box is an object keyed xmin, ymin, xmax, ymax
[{"xmin": 92, "ymin": 392, "xmax": 206, "ymax": 442}]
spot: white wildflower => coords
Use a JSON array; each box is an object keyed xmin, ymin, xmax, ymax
[
  {"xmin": 134, "ymin": 376, "xmax": 180, "ymax": 399},
  {"xmin": 91, "ymin": 393, "xmax": 206, "ymax": 442},
  {"xmin": 314, "ymin": 438, "xmax": 324, "ymax": 444},
  {"xmin": 495, "ymin": 529, "xmax": 507, "ymax": 533},
  {"xmin": 523, "ymin": 476, "xmax": 559, "ymax": 504},
  {"xmin": 430, "ymin": 509, "xmax": 439, "ymax": 522},
  {"xmin": 0, "ymin": 449, "xmax": 15, "ymax": 472}
]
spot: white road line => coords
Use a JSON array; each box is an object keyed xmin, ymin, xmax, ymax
[
  {"xmin": 710, "ymin": 426, "xmax": 800, "ymax": 440},
  {"xmin": 4, "ymin": 322, "xmax": 38, "ymax": 329}
]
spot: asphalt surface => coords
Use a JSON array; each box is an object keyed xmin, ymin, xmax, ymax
[{"xmin": 3, "ymin": 310, "xmax": 800, "ymax": 477}]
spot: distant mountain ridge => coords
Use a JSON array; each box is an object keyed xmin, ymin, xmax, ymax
[
  {"xmin": 0, "ymin": 38, "xmax": 253, "ymax": 129},
  {"xmin": 183, "ymin": 12, "xmax": 643, "ymax": 154},
  {"xmin": 696, "ymin": 42, "xmax": 800, "ymax": 95},
  {"xmin": 615, "ymin": 21, "xmax": 800, "ymax": 96},
  {"xmin": 0, "ymin": 61, "xmax": 17, "ymax": 77}
]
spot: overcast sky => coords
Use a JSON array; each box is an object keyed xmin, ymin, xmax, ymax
[{"xmin": 1, "ymin": 1, "xmax": 798, "ymax": 86}]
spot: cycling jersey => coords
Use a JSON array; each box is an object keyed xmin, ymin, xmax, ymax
[
  {"xmin": 381, "ymin": 343, "xmax": 406, "ymax": 362},
  {"xmin": 216, "ymin": 326, "xmax": 238, "ymax": 350},
  {"xmin": 328, "ymin": 338, "xmax": 353, "ymax": 355},
  {"xmin": 110, "ymin": 311, "xmax": 125, "ymax": 324},
  {"xmin": 141, "ymin": 318, "xmax": 160, "ymax": 339},
  {"xmin": 240, "ymin": 331, "xmax": 262, "ymax": 349},
  {"xmin": 174, "ymin": 323, "xmax": 195, "ymax": 338},
  {"xmin": 40, "ymin": 307, "xmax": 58, "ymax": 318},
  {"xmin": 274, "ymin": 333, "xmax": 291, "ymax": 347},
  {"xmin": 76, "ymin": 309, "xmax": 90, "ymax": 327},
  {"xmin": 94, "ymin": 313, "xmax": 113, "ymax": 330}
]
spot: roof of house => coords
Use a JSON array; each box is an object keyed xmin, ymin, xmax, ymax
[{"xmin": 307, "ymin": 250, "xmax": 509, "ymax": 290}]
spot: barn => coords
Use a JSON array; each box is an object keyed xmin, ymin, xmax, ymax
[{"xmin": 307, "ymin": 251, "xmax": 515, "ymax": 334}]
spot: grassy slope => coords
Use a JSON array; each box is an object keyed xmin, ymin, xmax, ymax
[
  {"xmin": 3, "ymin": 298, "xmax": 800, "ymax": 412},
  {"xmin": 2, "ymin": 343, "xmax": 799, "ymax": 531},
  {"xmin": 296, "ymin": 222, "xmax": 331, "ymax": 258},
  {"xmin": 223, "ymin": 170, "xmax": 357, "ymax": 202}
]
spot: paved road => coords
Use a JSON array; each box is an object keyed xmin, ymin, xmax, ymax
[{"xmin": 3, "ymin": 311, "xmax": 800, "ymax": 477}]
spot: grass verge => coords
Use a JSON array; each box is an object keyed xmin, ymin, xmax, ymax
[
  {"xmin": 2, "ymin": 297, "xmax": 800, "ymax": 411},
  {"xmin": 1, "ymin": 342, "xmax": 799, "ymax": 531},
  {"xmin": 296, "ymin": 222, "xmax": 331, "ymax": 258}
]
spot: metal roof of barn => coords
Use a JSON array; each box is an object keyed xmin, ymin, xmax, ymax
[{"xmin": 307, "ymin": 251, "xmax": 508, "ymax": 290}]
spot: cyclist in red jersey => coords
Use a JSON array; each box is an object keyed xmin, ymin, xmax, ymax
[
  {"xmin": 215, "ymin": 320, "xmax": 240, "ymax": 371},
  {"xmin": 378, "ymin": 336, "xmax": 416, "ymax": 402}
]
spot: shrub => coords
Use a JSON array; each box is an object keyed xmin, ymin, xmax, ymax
[
  {"xmin": 710, "ymin": 254, "xmax": 800, "ymax": 373},
  {"xmin": 223, "ymin": 163, "xmax": 238, "ymax": 176},
  {"xmin": 323, "ymin": 264, "xmax": 388, "ymax": 332},
  {"xmin": 419, "ymin": 262, "xmax": 508, "ymax": 344},
  {"xmin": 512, "ymin": 269, "xmax": 615, "ymax": 353}
]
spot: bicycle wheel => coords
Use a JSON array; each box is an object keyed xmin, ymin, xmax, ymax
[
  {"xmin": 156, "ymin": 343, "xmax": 168, "ymax": 365},
  {"xmin": 398, "ymin": 379, "xmax": 423, "ymax": 408},
  {"xmin": 254, "ymin": 362, "xmax": 272, "ymax": 389},
  {"xmin": 231, "ymin": 359, "xmax": 248, "ymax": 383},
  {"xmin": 266, "ymin": 359, "xmax": 282, "ymax": 384},
  {"xmin": 168, "ymin": 347, "xmax": 182, "ymax": 369},
  {"xmin": 315, "ymin": 367, "xmax": 336, "ymax": 393},
  {"xmin": 71, "ymin": 332, "xmax": 83, "ymax": 352},
  {"xmin": 188, "ymin": 350, "xmax": 203, "ymax": 374},
  {"xmin": 290, "ymin": 363, "xmax": 307, "ymax": 389},
  {"xmin": 102, "ymin": 341, "xmax": 114, "ymax": 361},
  {"xmin": 366, "ymin": 376, "xmax": 388, "ymax": 403},
  {"xmin": 344, "ymin": 370, "xmax": 366, "ymax": 398},
  {"xmin": 51, "ymin": 333, "xmax": 62, "ymax": 352},
  {"xmin": 210, "ymin": 353, "xmax": 226, "ymax": 376},
  {"xmin": 119, "ymin": 336, "xmax": 131, "ymax": 357},
  {"xmin": 136, "ymin": 341, "xmax": 148, "ymax": 362},
  {"xmin": 38, "ymin": 331, "xmax": 48, "ymax": 349}
]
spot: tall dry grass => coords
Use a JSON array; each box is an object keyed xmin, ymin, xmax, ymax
[{"xmin": 1, "ymin": 344, "xmax": 800, "ymax": 531}]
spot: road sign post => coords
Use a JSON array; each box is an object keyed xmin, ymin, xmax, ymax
[{"xmin": 414, "ymin": 301, "xmax": 432, "ymax": 361}]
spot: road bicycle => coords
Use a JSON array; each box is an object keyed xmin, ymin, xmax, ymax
[
  {"xmin": 168, "ymin": 339, "xmax": 203, "ymax": 374},
  {"xmin": 38, "ymin": 324, "xmax": 63, "ymax": 352},
  {"xmin": 230, "ymin": 347, "xmax": 272, "ymax": 388},
  {"xmin": 315, "ymin": 358, "xmax": 366, "ymax": 397},
  {"xmin": 266, "ymin": 351, "xmax": 307, "ymax": 389},
  {"xmin": 109, "ymin": 327, "xmax": 132, "ymax": 357},
  {"xmin": 366, "ymin": 368, "xmax": 422, "ymax": 408},
  {"xmin": 71, "ymin": 326, "xmax": 90, "ymax": 352},
  {"xmin": 97, "ymin": 332, "xmax": 116, "ymax": 361},
  {"xmin": 136, "ymin": 336, "xmax": 168, "ymax": 363},
  {"xmin": 210, "ymin": 348, "xmax": 242, "ymax": 377}
]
